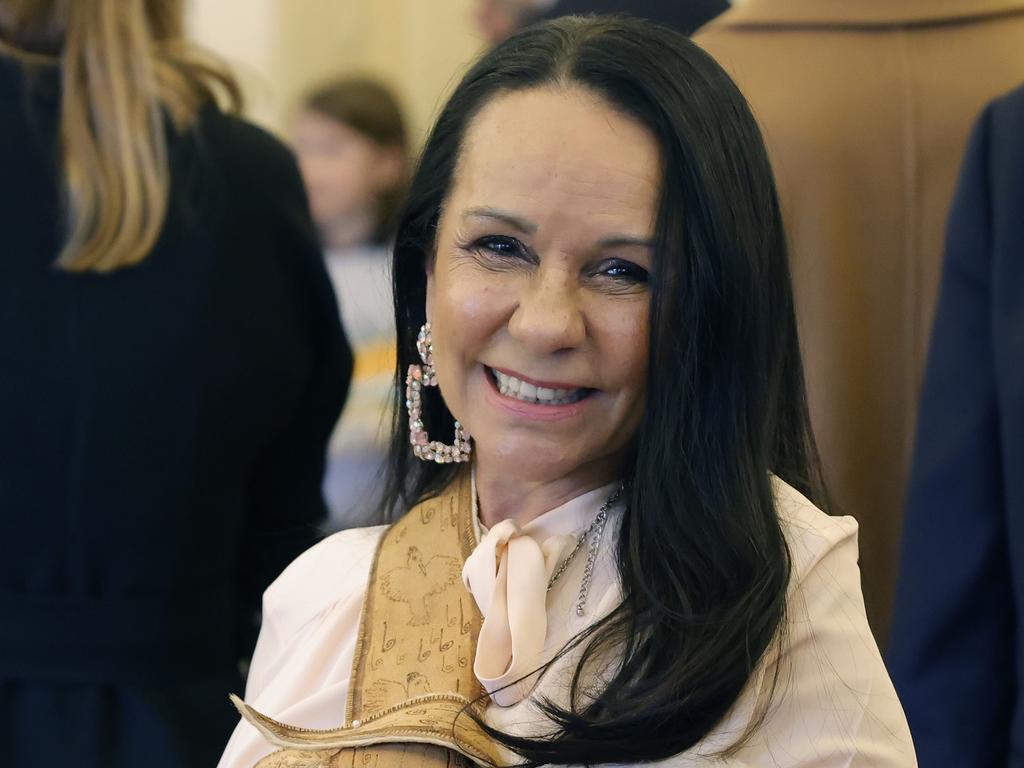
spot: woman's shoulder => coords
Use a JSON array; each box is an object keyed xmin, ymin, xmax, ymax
[
  {"xmin": 194, "ymin": 108, "xmax": 296, "ymax": 176},
  {"xmin": 181, "ymin": 106, "xmax": 344, "ymax": 341},
  {"xmin": 185, "ymin": 107, "xmax": 311, "ymax": 220},
  {"xmin": 770, "ymin": 476, "xmax": 860, "ymax": 585},
  {"xmin": 716, "ymin": 478, "xmax": 918, "ymax": 766},
  {"xmin": 261, "ymin": 524, "xmax": 389, "ymax": 637}
]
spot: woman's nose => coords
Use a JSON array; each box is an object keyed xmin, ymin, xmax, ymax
[{"xmin": 507, "ymin": 266, "xmax": 586, "ymax": 354}]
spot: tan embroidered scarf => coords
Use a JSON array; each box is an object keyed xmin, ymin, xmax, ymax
[{"xmin": 232, "ymin": 470, "xmax": 501, "ymax": 767}]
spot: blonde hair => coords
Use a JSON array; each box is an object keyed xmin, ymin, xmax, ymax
[{"xmin": 0, "ymin": 0, "xmax": 241, "ymax": 272}]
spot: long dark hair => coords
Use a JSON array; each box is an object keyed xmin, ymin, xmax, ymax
[{"xmin": 380, "ymin": 16, "xmax": 825, "ymax": 766}]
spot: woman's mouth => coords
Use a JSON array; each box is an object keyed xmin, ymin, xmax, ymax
[{"xmin": 486, "ymin": 366, "xmax": 593, "ymax": 405}]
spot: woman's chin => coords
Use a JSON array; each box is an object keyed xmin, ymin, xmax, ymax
[{"xmin": 471, "ymin": 434, "xmax": 610, "ymax": 486}]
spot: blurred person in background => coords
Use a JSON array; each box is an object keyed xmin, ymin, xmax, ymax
[
  {"xmin": 294, "ymin": 76, "xmax": 408, "ymax": 527},
  {"xmin": 0, "ymin": 0, "xmax": 351, "ymax": 765},
  {"xmin": 534, "ymin": 0, "xmax": 728, "ymax": 36},
  {"xmin": 295, "ymin": 77, "xmax": 407, "ymax": 254},
  {"xmin": 888, "ymin": 82, "xmax": 1024, "ymax": 768},
  {"xmin": 696, "ymin": 0, "xmax": 1024, "ymax": 646},
  {"xmin": 475, "ymin": 0, "xmax": 729, "ymax": 43},
  {"xmin": 474, "ymin": 0, "xmax": 543, "ymax": 43}
]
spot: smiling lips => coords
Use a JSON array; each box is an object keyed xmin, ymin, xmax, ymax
[{"xmin": 487, "ymin": 367, "xmax": 592, "ymax": 405}]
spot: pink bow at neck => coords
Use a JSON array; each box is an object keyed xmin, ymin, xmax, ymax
[{"xmin": 461, "ymin": 518, "xmax": 576, "ymax": 707}]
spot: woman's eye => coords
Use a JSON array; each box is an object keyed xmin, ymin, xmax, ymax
[
  {"xmin": 473, "ymin": 235, "xmax": 526, "ymax": 258},
  {"xmin": 598, "ymin": 259, "xmax": 649, "ymax": 284}
]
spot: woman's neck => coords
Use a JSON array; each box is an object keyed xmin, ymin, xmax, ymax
[{"xmin": 473, "ymin": 457, "xmax": 621, "ymax": 527}]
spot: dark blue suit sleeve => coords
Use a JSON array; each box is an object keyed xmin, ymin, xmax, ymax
[{"xmin": 887, "ymin": 105, "xmax": 1015, "ymax": 767}]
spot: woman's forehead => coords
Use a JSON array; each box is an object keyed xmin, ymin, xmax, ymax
[{"xmin": 449, "ymin": 86, "xmax": 660, "ymax": 234}]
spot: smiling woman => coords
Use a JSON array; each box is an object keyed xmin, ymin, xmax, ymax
[
  {"xmin": 427, "ymin": 85, "xmax": 654, "ymax": 525},
  {"xmin": 219, "ymin": 15, "xmax": 917, "ymax": 768}
]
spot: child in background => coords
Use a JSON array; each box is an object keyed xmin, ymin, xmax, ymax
[{"xmin": 294, "ymin": 76, "xmax": 408, "ymax": 526}]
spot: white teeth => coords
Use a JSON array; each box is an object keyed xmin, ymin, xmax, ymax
[{"xmin": 490, "ymin": 369, "xmax": 587, "ymax": 405}]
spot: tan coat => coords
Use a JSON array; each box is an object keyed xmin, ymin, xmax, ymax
[{"xmin": 696, "ymin": 0, "xmax": 1024, "ymax": 645}]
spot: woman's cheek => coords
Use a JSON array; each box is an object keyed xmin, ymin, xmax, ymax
[{"xmin": 446, "ymin": 273, "xmax": 517, "ymax": 348}]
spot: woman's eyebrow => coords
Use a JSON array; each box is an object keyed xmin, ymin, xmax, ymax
[
  {"xmin": 598, "ymin": 235, "xmax": 655, "ymax": 249},
  {"xmin": 463, "ymin": 207, "xmax": 654, "ymax": 250},
  {"xmin": 462, "ymin": 206, "xmax": 537, "ymax": 235}
]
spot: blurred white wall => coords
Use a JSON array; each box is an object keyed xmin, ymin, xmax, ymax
[{"xmin": 186, "ymin": 0, "xmax": 484, "ymax": 145}]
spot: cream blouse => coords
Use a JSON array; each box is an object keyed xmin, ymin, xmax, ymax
[{"xmin": 218, "ymin": 478, "xmax": 917, "ymax": 767}]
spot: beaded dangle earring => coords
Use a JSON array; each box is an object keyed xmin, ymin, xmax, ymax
[{"xmin": 406, "ymin": 322, "xmax": 472, "ymax": 463}]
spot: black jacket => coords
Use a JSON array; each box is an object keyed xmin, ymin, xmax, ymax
[
  {"xmin": 889, "ymin": 82, "xmax": 1024, "ymax": 767},
  {"xmin": 0, "ymin": 58, "xmax": 351, "ymax": 765}
]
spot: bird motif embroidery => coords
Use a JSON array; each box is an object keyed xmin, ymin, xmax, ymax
[
  {"xmin": 381, "ymin": 546, "xmax": 461, "ymax": 626},
  {"xmin": 363, "ymin": 672, "xmax": 433, "ymax": 715}
]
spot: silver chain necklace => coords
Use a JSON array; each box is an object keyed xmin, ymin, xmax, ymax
[{"xmin": 546, "ymin": 483, "xmax": 625, "ymax": 616}]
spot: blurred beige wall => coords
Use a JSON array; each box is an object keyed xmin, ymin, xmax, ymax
[{"xmin": 186, "ymin": 0, "xmax": 485, "ymax": 146}]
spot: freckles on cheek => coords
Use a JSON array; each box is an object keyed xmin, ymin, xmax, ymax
[
  {"xmin": 445, "ymin": 279, "xmax": 509, "ymax": 327},
  {"xmin": 605, "ymin": 311, "xmax": 650, "ymax": 387},
  {"xmin": 433, "ymin": 280, "xmax": 506, "ymax": 373},
  {"xmin": 604, "ymin": 304, "xmax": 649, "ymax": 340}
]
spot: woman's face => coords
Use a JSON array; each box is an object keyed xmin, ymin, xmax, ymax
[
  {"xmin": 426, "ymin": 85, "xmax": 659, "ymax": 485},
  {"xmin": 293, "ymin": 110, "xmax": 401, "ymax": 239}
]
